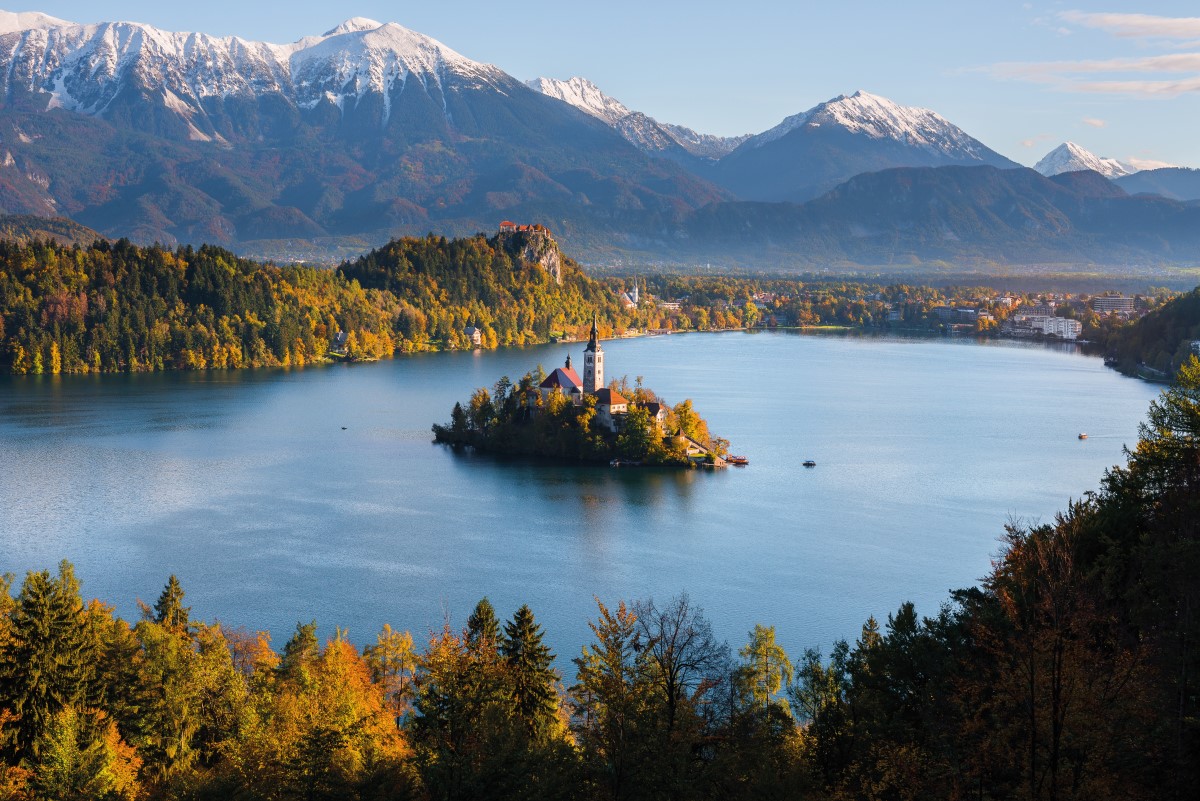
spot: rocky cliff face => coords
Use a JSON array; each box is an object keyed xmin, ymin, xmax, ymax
[{"xmin": 498, "ymin": 228, "xmax": 562, "ymax": 284}]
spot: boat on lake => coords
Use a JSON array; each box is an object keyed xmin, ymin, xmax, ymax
[
  {"xmin": 727, "ymin": 455, "xmax": 749, "ymax": 466},
  {"xmin": 803, "ymin": 460, "xmax": 817, "ymax": 468},
  {"xmin": 1078, "ymin": 433, "xmax": 1088, "ymax": 440}
]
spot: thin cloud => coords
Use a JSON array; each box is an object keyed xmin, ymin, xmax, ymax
[
  {"xmin": 990, "ymin": 53, "xmax": 1200, "ymax": 80},
  {"xmin": 1082, "ymin": 117, "xmax": 1106, "ymax": 127},
  {"xmin": 1076, "ymin": 76, "xmax": 1200, "ymax": 97},
  {"xmin": 984, "ymin": 52, "xmax": 1200, "ymax": 98},
  {"xmin": 1059, "ymin": 11, "xmax": 1200, "ymax": 39},
  {"xmin": 1126, "ymin": 156, "xmax": 1177, "ymax": 170},
  {"xmin": 984, "ymin": 18, "xmax": 1200, "ymax": 98},
  {"xmin": 1020, "ymin": 133, "xmax": 1053, "ymax": 148}
]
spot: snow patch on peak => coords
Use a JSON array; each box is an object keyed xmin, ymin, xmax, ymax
[
  {"xmin": 1034, "ymin": 142, "xmax": 1135, "ymax": 178},
  {"xmin": 753, "ymin": 90, "xmax": 967, "ymax": 150},
  {"xmin": 528, "ymin": 75, "xmax": 748, "ymax": 159},
  {"xmin": 323, "ymin": 17, "xmax": 383, "ymax": 36},
  {"xmin": 0, "ymin": 10, "xmax": 70, "ymax": 34},
  {"xmin": 527, "ymin": 76, "xmax": 630, "ymax": 125}
]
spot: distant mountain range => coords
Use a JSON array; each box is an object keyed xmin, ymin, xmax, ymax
[
  {"xmin": 1115, "ymin": 168, "xmax": 1200, "ymax": 202},
  {"xmin": 0, "ymin": 11, "xmax": 1195, "ymax": 270},
  {"xmin": 657, "ymin": 166, "xmax": 1200, "ymax": 266}
]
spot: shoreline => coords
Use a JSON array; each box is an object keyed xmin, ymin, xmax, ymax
[{"xmin": 1, "ymin": 325, "xmax": 1131, "ymax": 387}]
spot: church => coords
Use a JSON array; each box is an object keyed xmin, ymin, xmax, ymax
[{"xmin": 537, "ymin": 318, "xmax": 629, "ymax": 432}]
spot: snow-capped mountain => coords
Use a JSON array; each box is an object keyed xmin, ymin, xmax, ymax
[
  {"xmin": 0, "ymin": 13, "xmax": 513, "ymax": 139},
  {"xmin": 748, "ymin": 91, "xmax": 997, "ymax": 160},
  {"xmin": 528, "ymin": 76, "xmax": 750, "ymax": 161},
  {"xmin": 709, "ymin": 90, "xmax": 1018, "ymax": 202},
  {"xmin": 1034, "ymin": 142, "xmax": 1135, "ymax": 179},
  {"xmin": 0, "ymin": 12, "xmax": 727, "ymax": 250},
  {"xmin": 527, "ymin": 76, "xmax": 629, "ymax": 125}
]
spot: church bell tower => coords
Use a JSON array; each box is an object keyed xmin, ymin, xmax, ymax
[{"xmin": 583, "ymin": 316, "xmax": 604, "ymax": 394}]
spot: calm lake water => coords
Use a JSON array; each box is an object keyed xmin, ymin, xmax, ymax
[{"xmin": 0, "ymin": 332, "xmax": 1161, "ymax": 663}]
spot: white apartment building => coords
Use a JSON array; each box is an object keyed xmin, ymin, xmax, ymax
[
  {"xmin": 1091, "ymin": 296, "xmax": 1135, "ymax": 314},
  {"xmin": 1014, "ymin": 314, "xmax": 1083, "ymax": 340}
]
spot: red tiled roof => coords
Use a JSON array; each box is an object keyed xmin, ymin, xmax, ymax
[
  {"xmin": 539, "ymin": 367, "xmax": 582, "ymax": 390},
  {"xmin": 594, "ymin": 388, "xmax": 628, "ymax": 406}
]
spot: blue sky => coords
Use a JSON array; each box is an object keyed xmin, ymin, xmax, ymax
[{"xmin": 15, "ymin": 1, "xmax": 1200, "ymax": 168}]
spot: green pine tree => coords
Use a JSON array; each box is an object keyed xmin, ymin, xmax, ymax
[
  {"xmin": 466, "ymin": 597, "xmax": 500, "ymax": 651},
  {"xmin": 500, "ymin": 605, "xmax": 558, "ymax": 738},
  {"xmin": 152, "ymin": 575, "xmax": 191, "ymax": 635},
  {"xmin": 0, "ymin": 561, "xmax": 95, "ymax": 760}
]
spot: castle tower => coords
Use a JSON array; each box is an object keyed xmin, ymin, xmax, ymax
[{"xmin": 583, "ymin": 316, "xmax": 604, "ymax": 394}]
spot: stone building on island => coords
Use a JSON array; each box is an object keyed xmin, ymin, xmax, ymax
[
  {"xmin": 533, "ymin": 318, "xmax": 720, "ymax": 469},
  {"xmin": 537, "ymin": 317, "xmax": 631, "ymax": 433}
]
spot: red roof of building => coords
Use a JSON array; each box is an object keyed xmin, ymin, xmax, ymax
[
  {"xmin": 594, "ymin": 388, "xmax": 628, "ymax": 406},
  {"xmin": 539, "ymin": 367, "xmax": 582, "ymax": 390}
]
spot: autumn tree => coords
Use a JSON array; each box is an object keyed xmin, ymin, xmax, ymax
[
  {"xmin": 571, "ymin": 599, "xmax": 656, "ymax": 801},
  {"xmin": 29, "ymin": 706, "xmax": 141, "ymax": 801},
  {"xmin": 737, "ymin": 624, "xmax": 792, "ymax": 714}
]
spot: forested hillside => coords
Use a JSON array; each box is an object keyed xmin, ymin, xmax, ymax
[
  {"xmin": 1, "ymin": 357, "xmax": 1198, "ymax": 800},
  {"xmin": 338, "ymin": 232, "xmax": 621, "ymax": 349},
  {"xmin": 1103, "ymin": 285, "xmax": 1200, "ymax": 376},
  {"xmin": 0, "ymin": 233, "xmax": 620, "ymax": 375}
]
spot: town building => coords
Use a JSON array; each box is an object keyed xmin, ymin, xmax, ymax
[
  {"xmin": 1008, "ymin": 314, "xmax": 1082, "ymax": 340},
  {"xmin": 330, "ymin": 330, "xmax": 348, "ymax": 354},
  {"xmin": 463, "ymin": 326, "xmax": 483, "ymax": 347},
  {"xmin": 1091, "ymin": 296, "xmax": 1135, "ymax": 314},
  {"xmin": 594, "ymin": 388, "xmax": 629, "ymax": 431},
  {"xmin": 643, "ymin": 402, "xmax": 667, "ymax": 431},
  {"xmin": 1024, "ymin": 302, "xmax": 1056, "ymax": 317}
]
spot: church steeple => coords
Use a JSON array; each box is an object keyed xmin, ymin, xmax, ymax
[
  {"xmin": 583, "ymin": 315, "xmax": 604, "ymax": 393},
  {"xmin": 586, "ymin": 315, "xmax": 599, "ymax": 351}
]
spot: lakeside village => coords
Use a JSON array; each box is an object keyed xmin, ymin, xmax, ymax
[
  {"xmin": 596, "ymin": 284, "xmax": 1154, "ymax": 343},
  {"xmin": 433, "ymin": 318, "xmax": 738, "ymax": 468}
]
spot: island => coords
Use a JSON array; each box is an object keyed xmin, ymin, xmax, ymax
[{"xmin": 433, "ymin": 318, "xmax": 734, "ymax": 467}]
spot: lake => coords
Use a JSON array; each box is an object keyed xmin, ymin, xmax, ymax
[{"xmin": 0, "ymin": 331, "xmax": 1161, "ymax": 664}]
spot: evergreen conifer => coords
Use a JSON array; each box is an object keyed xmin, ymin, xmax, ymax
[
  {"xmin": 500, "ymin": 605, "xmax": 558, "ymax": 738},
  {"xmin": 152, "ymin": 575, "xmax": 191, "ymax": 635},
  {"xmin": 0, "ymin": 562, "xmax": 95, "ymax": 759}
]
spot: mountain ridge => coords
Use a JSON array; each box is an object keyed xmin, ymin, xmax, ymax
[{"xmin": 527, "ymin": 76, "xmax": 751, "ymax": 161}]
